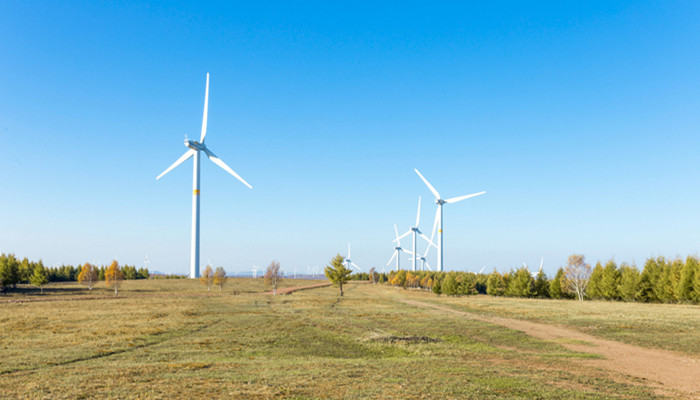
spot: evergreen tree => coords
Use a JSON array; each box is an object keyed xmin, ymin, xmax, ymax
[
  {"xmin": 677, "ymin": 257, "xmax": 698, "ymax": 302},
  {"xmin": 442, "ymin": 273, "xmax": 458, "ymax": 296},
  {"xmin": 533, "ymin": 269, "xmax": 549, "ymax": 298},
  {"xmin": 549, "ymin": 268, "xmax": 564, "ymax": 299},
  {"xmin": 619, "ymin": 263, "xmax": 640, "ymax": 302},
  {"xmin": 432, "ymin": 276, "xmax": 442, "ymax": 295},
  {"xmin": 0, "ymin": 253, "xmax": 20, "ymax": 288},
  {"xmin": 600, "ymin": 260, "xmax": 621, "ymax": 300},
  {"xmin": 506, "ymin": 267, "xmax": 533, "ymax": 297},
  {"xmin": 486, "ymin": 270, "xmax": 506, "ymax": 296},
  {"xmin": 29, "ymin": 264, "xmax": 49, "ymax": 294},
  {"xmin": 324, "ymin": 254, "xmax": 352, "ymax": 296},
  {"xmin": 587, "ymin": 262, "xmax": 604, "ymax": 299}
]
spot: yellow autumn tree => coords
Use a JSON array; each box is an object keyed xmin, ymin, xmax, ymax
[
  {"xmin": 78, "ymin": 262, "xmax": 98, "ymax": 290},
  {"xmin": 213, "ymin": 266, "xmax": 227, "ymax": 292},
  {"xmin": 200, "ymin": 265, "xmax": 214, "ymax": 291},
  {"xmin": 105, "ymin": 260, "xmax": 123, "ymax": 296}
]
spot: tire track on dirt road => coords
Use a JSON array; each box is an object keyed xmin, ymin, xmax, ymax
[{"xmin": 400, "ymin": 298, "xmax": 700, "ymax": 398}]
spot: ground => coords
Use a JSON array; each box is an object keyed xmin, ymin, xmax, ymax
[{"xmin": 1, "ymin": 279, "xmax": 698, "ymax": 399}]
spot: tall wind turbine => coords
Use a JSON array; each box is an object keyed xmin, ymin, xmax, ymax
[
  {"xmin": 156, "ymin": 73, "xmax": 252, "ymax": 279},
  {"xmin": 395, "ymin": 196, "xmax": 436, "ymax": 271},
  {"xmin": 344, "ymin": 243, "xmax": 361, "ymax": 272},
  {"xmin": 414, "ymin": 169, "xmax": 485, "ymax": 272}
]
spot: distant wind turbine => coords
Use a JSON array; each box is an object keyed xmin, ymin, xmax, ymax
[
  {"xmin": 395, "ymin": 197, "xmax": 437, "ymax": 271},
  {"xmin": 156, "ymin": 73, "xmax": 252, "ymax": 279},
  {"xmin": 344, "ymin": 243, "xmax": 361, "ymax": 272},
  {"xmin": 387, "ymin": 224, "xmax": 415, "ymax": 271},
  {"xmin": 414, "ymin": 169, "xmax": 485, "ymax": 272}
]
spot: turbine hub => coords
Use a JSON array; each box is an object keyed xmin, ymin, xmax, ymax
[
  {"xmin": 185, "ymin": 139, "xmax": 204, "ymax": 151},
  {"xmin": 436, "ymin": 199, "xmax": 445, "ymax": 205}
]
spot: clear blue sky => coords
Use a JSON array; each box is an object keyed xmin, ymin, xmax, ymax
[{"xmin": 1, "ymin": 1, "xmax": 699, "ymax": 276}]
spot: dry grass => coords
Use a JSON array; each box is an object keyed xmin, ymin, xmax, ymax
[
  {"xmin": 405, "ymin": 291, "xmax": 700, "ymax": 356},
  {"xmin": 0, "ymin": 280, "xmax": 682, "ymax": 399}
]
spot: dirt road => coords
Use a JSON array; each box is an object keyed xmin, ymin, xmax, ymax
[{"xmin": 401, "ymin": 298, "xmax": 700, "ymax": 398}]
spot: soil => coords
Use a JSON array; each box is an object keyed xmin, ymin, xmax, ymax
[{"xmin": 400, "ymin": 298, "xmax": 700, "ymax": 399}]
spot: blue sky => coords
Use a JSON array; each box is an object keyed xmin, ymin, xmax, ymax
[{"xmin": 1, "ymin": 1, "xmax": 699, "ymax": 276}]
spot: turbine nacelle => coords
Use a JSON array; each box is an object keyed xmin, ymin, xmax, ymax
[{"xmin": 185, "ymin": 139, "xmax": 205, "ymax": 151}]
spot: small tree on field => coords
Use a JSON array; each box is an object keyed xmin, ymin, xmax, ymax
[
  {"xmin": 78, "ymin": 262, "xmax": 98, "ymax": 290},
  {"xmin": 201, "ymin": 265, "xmax": 214, "ymax": 291},
  {"xmin": 563, "ymin": 254, "xmax": 591, "ymax": 301},
  {"xmin": 264, "ymin": 260, "xmax": 282, "ymax": 295},
  {"xmin": 213, "ymin": 266, "xmax": 227, "ymax": 292},
  {"xmin": 30, "ymin": 263, "xmax": 49, "ymax": 294},
  {"xmin": 324, "ymin": 254, "xmax": 352, "ymax": 296},
  {"xmin": 549, "ymin": 267, "xmax": 564, "ymax": 299},
  {"xmin": 105, "ymin": 260, "xmax": 123, "ymax": 296},
  {"xmin": 369, "ymin": 267, "xmax": 378, "ymax": 284}
]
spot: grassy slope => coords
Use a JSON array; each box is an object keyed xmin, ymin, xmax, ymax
[
  {"xmin": 408, "ymin": 290, "xmax": 700, "ymax": 356},
  {"xmin": 0, "ymin": 281, "xmax": 673, "ymax": 399}
]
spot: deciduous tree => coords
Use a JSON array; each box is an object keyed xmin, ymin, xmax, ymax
[
  {"xmin": 200, "ymin": 265, "xmax": 214, "ymax": 291},
  {"xmin": 213, "ymin": 266, "xmax": 227, "ymax": 292},
  {"xmin": 324, "ymin": 254, "xmax": 352, "ymax": 296},
  {"xmin": 78, "ymin": 262, "xmax": 98, "ymax": 290},
  {"xmin": 105, "ymin": 260, "xmax": 123, "ymax": 296},
  {"xmin": 264, "ymin": 260, "xmax": 282, "ymax": 295},
  {"xmin": 563, "ymin": 254, "xmax": 591, "ymax": 301}
]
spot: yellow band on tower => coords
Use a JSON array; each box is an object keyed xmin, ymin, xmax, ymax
[{"xmin": 193, "ymin": 190, "xmax": 200, "ymax": 195}]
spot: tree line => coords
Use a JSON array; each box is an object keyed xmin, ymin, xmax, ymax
[
  {"xmin": 0, "ymin": 253, "xmax": 149, "ymax": 292},
  {"xmin": 355, "ymin": 254, "xmax": 700, "ymax": 304}
]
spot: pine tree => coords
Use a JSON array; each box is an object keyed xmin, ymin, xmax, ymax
[
  {"xmin": 29, "ymin": 263, "xmax": 49, "ymax": 294},
  {"xmin": 549, "ymin": 268, "xmax": 564, "ymax": 299},
  {"xmin": 506, "ymin": 267, "xmax": 533, "ymax": 297},
  {"xmin": 486, "ymin": 270, "xmax": 506, "ymax": 296},
  {"xmin": 619, "ymin": 263, "xmax": 639, "ymax": 302},
  {"xmin": 324, "ymin": 254, "xmax": 352, "ymax": 296},
  {"xmin": 533, "ymin": 270, "xmax": 550, "ymax": 298},
  {"xmin": 442, "ymin": 273, "xmax": 458, "ymax": 296},
  {"xmin": 587, "ymin": 262, "xmax": 604, "ymax": 300},
  {"xmin": 677, "ymin": 257, "xmax": 698, "ymax": 302},
  {"xmin": 596, "ymin": 260, "xmax": 618, "ymax": 300}
]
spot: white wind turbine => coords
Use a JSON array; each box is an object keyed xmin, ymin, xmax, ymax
[
  {"xmin": 395, "ymin": 196, "xmax": 437, "ymax": 271},
  {"xmin": 524, "ymin": 258, "xmax": 544, "ymax": 278},
  {"xmin": 344, "ymin": 243, "xmax": 361, "ymax": 272},
  {"xmin": 414, "ymin": 169, "xmax": 485, "ymax": 272},
  {"xmin": 252, "ymin": 265, "xmax": 259, "ymax": 279},
  {"xmin": 387, "ymin": 224, "xmax": 415, "ymax": 271},
  {"xmin": 156, "ymin": 73, "xmax": 252, "ymax": 279}
]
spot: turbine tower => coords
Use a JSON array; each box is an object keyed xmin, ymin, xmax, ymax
[
  {"xmin": 414, "ymin": 169, "xmax": 485, "ymax": 272},
  {"xmin": 156, "ymin": 73, "xmax": 252, "ymax": 279},
  {"xmin": 395, "ymin": 196, "xmax": 436, "ymax": 271}
]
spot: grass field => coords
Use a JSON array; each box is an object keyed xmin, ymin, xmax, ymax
[{"xmin": 1, "ymin": 280, "xmax": 697, "ymax": 399}]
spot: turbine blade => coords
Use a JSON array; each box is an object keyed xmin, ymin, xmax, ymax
[
  {"xmin": 393, "ymin": 230, "xmax": 411, "ymax": 243},
  {"xmin": 415, "ymin": 196, "xmax": 421, "ymax": 227},
  {"xmin": 394, "ymin": 224, "xmax": 400, "ymax": 243},
  {"xmin": 539, "ymin": 257, "xmax": 544, "ymax": 272},
  {"xmin": 445, "ymin": 191, "xmax": 486, "ymax": 204},
  {"xmin": 351, "ymin": 262, "xmax": 361, "ymax": 271},
  {"xmin": 348, "ymin": 243, "xmax": 351, "ymax": 259},
  {"xmin": 203, "ymin": 147, "xmax": 252, "ymax": 188},
  {"xmin": 156, "ymin": 149, "xmax": 195, "ymax": 180},
  {"xmin": 430, "ymin": 207, "xmax": 439, "ymax": 242},
  {"xmin": 200, "ymin": 73, "xmax": 209, "ymax": 143},
  {"xmin": 386, "ymin": 251, "xmax": 397, "ymax": 266},
  {"xmin": 418, "ymin": 232, "xmax": 436, "ymax": 249},
  {"xmin": 414, "ymin": 169, "xmax": 440, "ymax": 199}
]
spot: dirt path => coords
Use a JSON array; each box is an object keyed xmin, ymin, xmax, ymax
[
  {"xmin": 264, "ymin": 282, "xmax": 331, "ymax": 295},
  {"xmin": 400, "ymin": 298, "xmax": 700, "ymax": 398}
]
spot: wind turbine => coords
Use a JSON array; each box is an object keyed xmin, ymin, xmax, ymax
[
  {"xmin": 395, "ymin": 196, "xmax": 436, "ymax": 271},
  {"xmin": 252, "ymin": 265, "xmax": 259, "ymax": 279},
  {"xmin": 414, "ymin": 169, "xmax": 485, "ymax": 272},
  {"xmin": 156, "ymin": 73, "xmax": 252, "ymax": 279},
  {"xmin": 387, "ymin": 224, "xmax": 415, "ymax": 271},
  {"xmin": 345, "ymin": 243, "xmax": 361, "ymax": 272}
]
